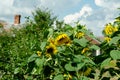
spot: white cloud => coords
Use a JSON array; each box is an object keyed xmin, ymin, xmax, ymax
[
  {"xmin": 0, "ymin": 0, "xmax": 82, "ymax": 23},
  {"xmin": 1, "ymin": 0, "xmax": 14, "ymax": 6},
  {"xmin": 0, "ymin": 0, "xmax": 37, "ymax": 23},
  {"xmin": 63, "ymin": 0, "xmax": 120, "ymax": 36},
  {"xmin": 64, "ymin": 5, "xmax": 93, "ymax": 24},
  {"xmin": 95, "ymin": 0, "xmax": 120, "ymax": 9},
  {"xmin": 0, "ymin": 0, "xmax": 14, "ymax": 15}
]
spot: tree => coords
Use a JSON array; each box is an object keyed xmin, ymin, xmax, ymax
[{"xmin": 32, "ymin": 8, "xmax": 57, "ymax": 30}]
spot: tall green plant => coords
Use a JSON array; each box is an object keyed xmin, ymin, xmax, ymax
[{"xmin": 32, "ymin": 8, "xmax": 57, "ymax": 30}]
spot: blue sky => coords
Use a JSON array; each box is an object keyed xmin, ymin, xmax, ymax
[{"xmin": 0, "ymin": 0, "xmax": 120, "ymax": 36}]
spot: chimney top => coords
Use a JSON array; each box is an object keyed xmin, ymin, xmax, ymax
[{"xmin": 14, "ymin": 14, "xmax": 21, "ymax": 25}]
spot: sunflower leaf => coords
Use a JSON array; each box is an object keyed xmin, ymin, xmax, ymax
[
  {"xmin": 35, "ymin": 57, "xmax": 44, "ymax": 67},
  {"xmin": 28, "ymin": 54, "xmax": 38, "ymax": 63},
  {"xmin": 73, "ymin": 38, "xmax": 88, "ymax": 47},
  {"xmin": 65, "ymin": 62, "xmax": 76, "ymax": 71},
  {"xmin": 53, "ymin": 74, "xmax": 64, "ymax": 80},
  {"xmin": 110, "ymin": 50, "xmax": 120, "ymax": 60},
  {"xmin": 65, "ymin": 62, "xmax": 85, "ymax": 71},
  {"xmin": 79, "ymin": 76, "xmax": 89, "ymax": 80},
  {"xmin": 40, "ymin": 41, "xmax": 46, "ymax": 51},
  {"xmin": 100, "ymin": 58, "xmax": 111, "ymax": 69},
  {"xmin": 90, "ymin": 45, "xmax": 100, "ymax": 50},
  {"xmin": 48, "ymin": 28, "xmax": 53, "ymax": 38},
  {"xmin": 109, "ymin": 37, "xmax": 120, "ymax": 45}
]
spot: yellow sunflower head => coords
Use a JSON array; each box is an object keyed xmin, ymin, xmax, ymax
[
  {"xmin": 104, "ymin": 37, "xmax": 111, "ymax": 43},
  {"xmin": 104, "ymin": 23, "xmax": 118, "ymax": 35},
  {"xmin": 37, "ymin": 51, "xmax": 42, "ymax": 56},
  {"xmin": 64, "ymin": 73, "xmax": 72, "ymax": 80},
  {"xmin": 83, "ymin": 67, "xmax": 92, "ymax": 76},
  {"xmin": 55, "ymin": 33, "xmax": 71, "ymax": 46},
  {"xmin": 79, "ymin": 67, "xmax": 92, "ymax": 76},
  {"xmin": 75, "ymin": 32, "xmax": 84, "ymax": 39},
  {"xmin": 48, "ymin": 38, "xmax": 55, "ymax": 45},
  {"xmin": 113, "ymin": 26, "xmax": 118, "ymax": 32},
  {"xmin": 46, "ymin": 43, "xmax": 58, "ymax": 56},
  {"xmin": 81, "ymin": 48, "xmax": 89, "ymax": 54}
]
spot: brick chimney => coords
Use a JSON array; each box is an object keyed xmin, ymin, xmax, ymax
[{"xmin": 14, "ymin": 14, "xmax": 21, "ymax": 25}]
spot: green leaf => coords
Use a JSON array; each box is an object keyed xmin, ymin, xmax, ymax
[
  {"xmin": 14, "ymin": 68, "xmax": 20, "ymax": 74},
  {"xmin": 90, "ymin": 45, "xmax": 100, "ymax": 50},
  {"xmin": 33, "ymin": 57, "xmax": 45, "ymax": 74},
  {"xmin": 35, "ymin": 57, "xmax": 44, "ymax": 67},
  {"xmin": 64, "ymin": 24, "xmax": 73, "ymax": 30},
  {"xmin": 48, "ymin": 28, "xmax": 53, "ymax": 38},
  {"xmin": 83, "ymin": 58, "xmax": 96, "ymax": 65},
  {"xmin": 73, "ymin": 38, "xmax": 88, "ymax": 47},
  {"xmin": 110, "ymin": 50, "xmax": 120, "ymax": 60},
  {"xmin": 73, "ymin": 39, "xmax": 80, "ymax": 45},
  {"xmin": 109, "ymin": 37, "xmax": 120, "ymax": 45},
  {"xmin": 28, "ymin": 54, "xmax": 38, "ymax": 63},
  {"xmin": 65, "ymin": 31, "xmax": 73, "ymax": 37},
  {"xmin": 77, "ymin": 63, "xmax": 85, "ymax": 70},
  {"xmin": 43, "ymin": 30, "xmax": 49, "ymax": 38},
  {"xmin": 74, "ymin": 55, "xmax": 95, "ymax": 65},
  {"xmin": 65, "ymin": 62, "xmax": 76, "ymax": 71},
  {"xmin": 31, "ymin": 66, "xmax": 44, "ymax": 74},
  {"xmin": 40, "ymin": 41, "xmax": 46, "ymax": 51},
  {"xmin": 79, "ymin": 76, "xmax": 89, "ymax": 80},
  {"xmin": 74, "ymin": 55, "xmax": 85, "ymax": 62},
  {"xmin": 53, "ymin": 74, "xmax": 64, "ymax": 80},
  {"xmin": 101, "ymin": 58, "xmax": 111, "ymax": 69},
  {"xmin": 65, "ymin": 62, "xmax": 85, "ymax": 71},
  {"xmin": 31, "ymin": 67, "xmax": 37, "ymax": 74}
]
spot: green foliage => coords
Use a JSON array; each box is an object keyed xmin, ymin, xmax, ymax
[
  {"xmin": 100, "ymin": 58, "xmax": 111, "ymax": 69},
  {"xmin": 73, "ymin": 38, "xmax": 88, "ymax": 47},
  {"xmin": 53, "ymin": 74, "xmax": 64, "ymax": 80},
  {"xmin": 0, "ymin": 8, "xmax": 120, "ymax": 80},
  {"xmin": 109, "ymin": 36, "xmax": 120, "ymax": 45},
  {"xmin": 32, "ymin": 8, "xmax": 57, "ymax": 30},
  {"xmin": 110, "ymin": 50, "xmax": 120, "ymax": 60}
]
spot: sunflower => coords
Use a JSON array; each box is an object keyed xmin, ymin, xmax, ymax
[
  {"xmin": 37, "ymin": 51, "xmax": 42, "ymax": 56},
  {"xmin": 104, "ymin": 24, "xmax": 113, "ymax": 35},
  {"xmin": 55, "ymin": 33, "xmax": 71, "ymax": 46},
  {"xmin": 113, "ymin": 26, "xmax": 118, "ymax": 32},
  {"xmin": 64, "ymin": 73, "xmax": 72, "ymax": 80},
  {"xmin": 104, "ymin": 37, "xmax": 111, "ymax": 43},
  {"xmin": 46, "ymin": 43, "xmax": 58, "ymax": 56},
  {"xmin": 81, "ymin": 48, "xmax": 89, "ymax": 54},
  {"xmin": 48, "ymin": 38, "xmax": 55, "ymax": 45},
  {"xmin": 75, "ymin": 32, "xmax": 84, "ymax": 39},
  {"xmin": 79, "ymin": 67, "xmax": 92, "ymax": 76},
  {"xmin": 104, "ymin": 23, "xmax": 118, "ymax": 35},
  {"xmin": 84, "ymin": 67, "xmax": 92, "ymax": 76}
]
